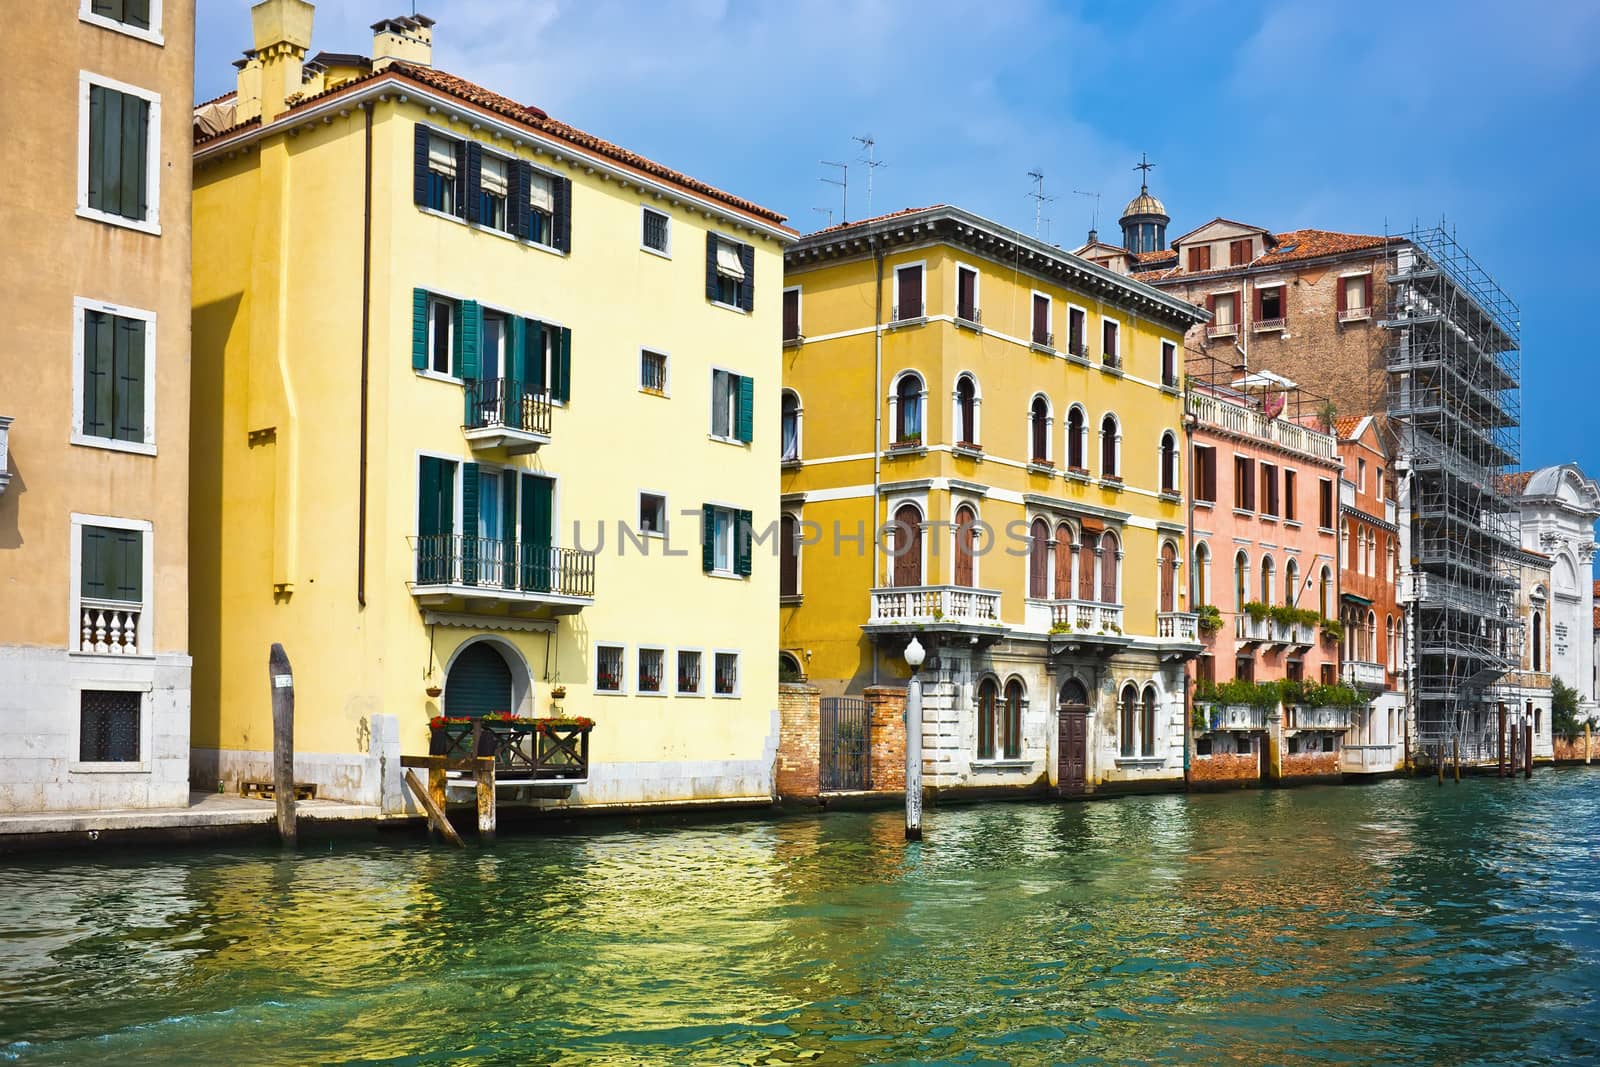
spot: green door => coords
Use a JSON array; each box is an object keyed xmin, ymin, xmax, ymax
[
  {"xmin": 444, "ymin": 642, "xmax": 512, "ymax": 718},
  {"xmin": 521, "ymin": 473, "xmax": 553, "ymax": 592},
  {"xmin": 417, "ymin": 457, "xmax": 456, "ymax": 583}
]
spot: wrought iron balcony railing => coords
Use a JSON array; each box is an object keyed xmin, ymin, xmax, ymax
[
  {"xmin": 414, "ymin": 535, "xmax": 596, "ymax": 602},
  {"xmin": 462, "ymin": 378, "xmax": 553, "ymax": 453}
]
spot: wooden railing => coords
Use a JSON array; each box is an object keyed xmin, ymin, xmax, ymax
[
  {"xmin": 869, "ymin": 585, "xmax": 1002, "ymax": 626},
  {"xmin": 430, "ymin": 719, "xmax": 592, "ymax": 782},
  {"xmin": 1187, "ymin": 390, "xmax": 1339, "ymax": 461},
  {"xmin": 463, "ymin": 378, "xmax": 553, "ymax": 437},
  {"xmin": 79, "ymin": 597, "xmax": 142, "ymax": 655},
  {"xmin": 414, "ymin": 535, "xmax": 596, "ymax": 600}
]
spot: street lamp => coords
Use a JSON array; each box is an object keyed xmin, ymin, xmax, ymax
[{"xmin": 904, "ymin": 636, "xmax": 925, "ymax": 841}]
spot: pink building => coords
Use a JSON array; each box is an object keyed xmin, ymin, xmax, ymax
[{"xmin": 1186, "ymin": 364, "xmax": 1343, "ymax": 778}]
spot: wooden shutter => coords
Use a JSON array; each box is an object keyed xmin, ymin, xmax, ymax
[
  {"xmin": 555, "ymin": 326, "xmax": 572, "ymax": 402},
  {"xmin": 705, "ymin": 233, "xmax": 720, "ymax": 301},
  {"xmin": 1100, "ymin": 533, "xmax": 1118, "ymax": 603},
  {"xmin": 84, "ymin": 312, "xmax": 113, "ymax": 438},
  {"xmin": 459, "ymin": 300, "xmax": 481, "ymax": 380},
  {"xmin": 1033, "ymin": 295, "xmax": 1049, "ymax": 343},
  {"xmin": 554, "ymin": 176, "xmax": 572, "ymax": 252},
  {"xmin": 958, "ymin": 269, "xmax": 976, "ymax": 318},
  {"xmin": 1253, "ymin": 286, "xmax": 1263, "ymax": 321},
  {"xmin": 1337, "ymin": 275, "xmax": 1348, "ymax": 313},
  {"xmin": 735, "ymin": 509, "xmax": 753, "ymax": 576},
  {"xmin": 738, "ymin": 244, "xmax": 754, "ymax": 312},
  {"xmin": 113, "ymin": 316, "xmax": 144, "ymax": 443},
  {"xmin": 413, "ymin": 124, "xmax": 430, "ymax": 207},
  {"xmin": 81, "ymin": 526, "xmax": 111, "ymax": 598},
  {"xmin": 782, "ymin": 289, "xmax": 799, "ymax": 341},
  {"xmin": 897, "ymin": 266, "xmax": 921, "ymax": 318},
  {"xmin": 520, "ymin": 472, "xmax": 553, "ymax": 592},
  {"xmin": 112, "ymin": 530, "xmax": 142, "ymax": 603},
  {"xmin": 87, "ymin": 86, "xmax": 104, "ymax": 209},
  {"xmin": 892, "ymin": 505, "xmax": 922, "ymax": 587},
  {"xmin": 412, "ymin": 289, "xmax": 429, "ymax": 370},
  {"xmin": 500, "ymin": 469, "xmax": 518, "ymax": 589},
  {"xmin": 460, "ymin": 462, "xmax": 480, "ymax": 584},
  {"xmin": 508, "ymin": 317, "xmax": 526, "ymax": 395},
  {"xmin": 1204, "ymin": 448, "xmax": 1217, "ymax": 501},
  {"xmin": 1054, "ymin": 525, "xmax": 1072, "ymax": 599},
  {"xmin": 780, "ymin": 514, "xmax": 799, "ymax": 596},
  {"xmin": 1078, "ymin": 526, "xmax": 1098, "ymax": 601},
  {"xmin": 1361, "ymin": 274, "xmax": 1372, "ymax": 311},
  {"xmin": 464, "ymin": 142, "xmax": 483, "ymax": 224},
  {"xmin": 701, "ymin": 504, "xmax": 717, "ymax": 572},
  {"xmin": 509, "ymin": 161, "xmax": 530, "ymax": 240},
  {"xmin": 736, "ymin": 376, "xmax": 754, "ymax": 443},
  {"xmin": 525, "ymin": 320, "xmax": 546, "ymax": 392}
]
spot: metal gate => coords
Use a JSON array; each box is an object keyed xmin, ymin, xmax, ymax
[{"xmin": 820, "ymin": 696, "xmax": 871, "ymax": 791}]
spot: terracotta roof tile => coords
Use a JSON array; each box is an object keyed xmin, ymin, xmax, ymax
[
  {"xmin": 809, "ymin": 205, "xmax": 950, "ymax": 236},
  {"xmin": 1498, "ymin": 471, "xmax": 1535, "ymax": 496},
  {"xmin": 1132, "ymin": 227, "xmax": 1391, "ymax": 284},
  {"xmin": 1134, "ymin": 249, "xmax": 1176, "ymax": 264},
  {"xmin": 1332, "ymin": 416, "xmax": 1365, "ymax": 438}
]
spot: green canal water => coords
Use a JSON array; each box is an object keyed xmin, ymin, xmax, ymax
[{"xmin": 2, "ymin": 772, "xmax": 1599, "ymax": 1066}]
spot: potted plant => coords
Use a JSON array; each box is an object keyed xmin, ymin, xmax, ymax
[
  {"xmin": 1195, "ymin": 604, "xmax": 1223, "ymax": 636},
  {"xmin": 425, "ymin": 684, "xmax": 443, "ymax": 699}
]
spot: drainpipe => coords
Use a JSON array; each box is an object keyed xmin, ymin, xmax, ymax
[
  {"xmin": 1184, "ymin": 379, "xmax": 1197, "ymax": 789},
  {"xmin": 871, "ymin": 235, "xmax": 884, "ymax": 686},
  {"xmin": 357, "ymin": 101, "xmax": 374, "ymax": 607}
]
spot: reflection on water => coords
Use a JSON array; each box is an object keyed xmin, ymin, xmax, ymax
[{"xmin": 2, "ymin": 774, "xmax": 1598, "ymax": 1065}]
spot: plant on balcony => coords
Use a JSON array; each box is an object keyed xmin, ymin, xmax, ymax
[
  {"xmin": 1195, "ymin": 604, "xmax": 1223, "ymax": 635},
  {"xmin": 1195, "ymin": 678, "xmax": 1282, "ymax": 710},
  {"xmin": 1049, "ymin": 620, "xmax": 1073, "ymax": 634},
  {"xmin": 1268, "ymin": 604, "xmax": 1298, "ymax": 628},
  {"xmin": 1242, "ymin": 601, "xmax": 1272, "ymax": 624},
  {"xmin": 894, "ymin": 432, "xmax": 923, "ymax": 447},
  {"xmin": 1279, "ymin": 681, "xmax": 1361, "ymax": 709},
  {"xmin": 1320, "ymin": 618, "xmax": 1344, "ymax": 643},
  {"xmin": 1316, "ymin": 400, "xmax": 1338, "ymax": 433}
]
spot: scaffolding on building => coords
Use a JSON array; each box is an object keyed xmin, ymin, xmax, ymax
[{"xmin": 1384, "ymin": 225, "xmax": 1522, "ymax": 763}]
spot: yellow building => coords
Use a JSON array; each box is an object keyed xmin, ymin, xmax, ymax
[
  {"xmin": 0, "ymin": 0, "xmax": 194, "ymax": 811},
  {"xmin": 780, "ymin": 206, "xmax": 1206, "ymax": 794},
  {"xmin": 190, "ymin": 3, "xmax": 793, "ymax": 809}
]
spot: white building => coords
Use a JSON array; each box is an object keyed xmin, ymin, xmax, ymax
[{"xmin": 1510, "ymin": 465, "xmax": 1600, "ymax": 720}]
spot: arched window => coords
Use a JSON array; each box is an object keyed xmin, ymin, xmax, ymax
[
  {"xmin": 1340, "ymin": 520, "xmax": 1350, "ymax": 569},
  {"xmin": 891, "ymin": 502, "xmax": 922, "ymax": 587},
  {"xmin": 1100, "ymin": 529, "xmax": 1121, "ymax": 604},
  {"xmin": 894, "ymin": 372, "xmax": 924, "ymax": 444},
  {"xmin": 1079, "ymin": 527, "xmax": 1098, "ymax": 602},
  {"xmin": 1100, "ymin": 414, "xmax": 1120, "ymax": 478},
  {"xmin": 1140, "ymin": 685, "xmax": 1158, "ymax": 757},
  {"xmin": 1194, "ymin": 541, "xmax": 1212, "ymax": 606},
  {"xmin": 778, "ymin": 651, "xmax": 803, "ymax": 681},
  {"xmin": 1533, "ymin": 610, "xmax": 1543, "ymax": 670},
  {"xmin": 1030, "ymin": 395, "xmax": 1051, "ymax": 464},
  {"xmin": 1120, "ymin": 684, "xmax": 1138, "ymax": 757},
  {"xmin": 955, "ymin": 374, "xmax": 979, "ymax": 446},
  {"xmin": 977, "ymin": 678, "xmax": 998, "ymax": 760},
  {"xmin": 1003, "ymin": 678, "xmax": 1024, "ymax": 759},
  {"xmin": 1386, "ymin": 615, "xmax": 1395, "ymax": 672},
  {"xmin": 1054, "ymin": 521, "xmax": 1075, "ymax": 600},
  {"xmin": 1285, "ymin": 558, "xmax": 1300, "ymax": 607},
  {"xmin": 1067, "ymin": 406, "xmax": 1086, "ymax": 469},
  {"xmin": 1366, "ymin": 533, "xmax": 1376, "ymax": 577},
  {"xmin": 1159, "ymin": 431, "xmax": 1178, "ymax": 494},
  {"xmin": 1365, "ymin": 609, "xmax": 1377, "ymax": 662},
  {"xmin": 781, "ymin": 390, "xmax": 801, "ymax": 462},
  {"xmin": 953, "ymin": 504, "xmax": 978, "ymax": 588},
  {"xmin": 1028, "ymin": 517, "xmax": 1051, "ymax": 598},
  {"xmin": 1235, "ymin": 551, "xmax": 1249, "ymax": 612},
  {"xmin": 779, "ymin": 513, "xmax": 800, "ymax": 598},
  {"xmin": 1319, "ymin": 566, "xmax": 1332, "ymax": 619},
  {"xmin": 1159, "ymin": 541, "xmax": 1178, "ymax": 613},
  {"xmin": 1260, "ymin": 555, "xmax": 1275, "ymax": 605},
  {"xmin": 1059, "ymin": 677, "xmax": 1089, "ymax": 708}
]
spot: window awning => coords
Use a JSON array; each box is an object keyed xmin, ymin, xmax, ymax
[
  {"xmin": 528, "ymin": 172, "xmax": 553, "ymax": 212},
  {"xmin": 428, "ymin": 135, "xmax": 457, "ymax": 177},
  {"xmin": 480, "ymin": 156, "xmax": 508, "ymax": 197},
  {"xmin": 716, "ymin": 239, "xmax": 746, "ymax": 279},
  {"xmin": 1340, "ymin": 591, "xmax": 1373, "ymax": 606}
]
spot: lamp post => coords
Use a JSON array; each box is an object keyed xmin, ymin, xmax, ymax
[{"xmin": 904, "ymin": 636, "xmax": 925, "ymax": 841}]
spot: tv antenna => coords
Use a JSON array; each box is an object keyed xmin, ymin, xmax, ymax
[
  {"xmin": 1073, "ymin": 189, "xmax": 1102, "ymax": 240},
  {"xmin": 820, "ymin": 160, "xmax": 848, "ymax": 224},
  {"xmin": 812, "ymin": 206, "xmax": 834, "ymax": 228},
  {"xmin": 1026, "ymin": 169, "xmax": 1057, "ymax": 239},
  {"xmin": 853, "ymin": 135, "xmax": 888, "ymax": 215}
]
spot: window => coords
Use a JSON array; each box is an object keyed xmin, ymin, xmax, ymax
[
  {"xmin": 527, "ymin": 170, "xmax": 555, "ymax": 245},
  {"xmin": 426, "ymin": 295, "xmax": 457, "ymax": 376},
  {"xmin": 954, "ymin": 506, "xmax": 980, "ymax": 589},
  {"xmin": 702, "ymin": 504, "xmax": 752, "ymax": 577},
  {"xmin": 480, "ymin": 310, "xmax": 508, "ymax": 384},
  {"xmin": 1211, "ymin": 293, "xmax": 1237, "ymax": 328},
  {"xmin": 1260, "ymin": 462, "xmax": 1279, "ymax": 517},
  {"xmin": 1285, "ymin": 558, "xmax": 1300, "ymax": 607},
  {"xmin": 84, "ymin": 0, "xmax": 160, "ymax": 39},
  {"xmin": 891, "ymin": 263, "xmax": 925, "ymax": 321},
  {"xmin": 1533, "ymin": 611, "xmax": 1543, "ymax": 670},
  {"xmin": 676, "ymin": 650, "xmax": 703, "ymax": 696},
  {"xmin": 1067, "ymin": 406, "xmax": 1086, "ymax": 469},
  {"xmin": 1286, "ymin": 658, "xmax": 1304, "ymax": 683},
  {"xmin": 1318, "ymin": 478, "xmax": 1335, "ymax": 529},
  {"xmin": 1102, "ymin": 319, "xmax": 1120, "ymax": 366},
  {"xmin": 780, "ymin": 513, "xmax": 801, "ymax": 598},
  {"xmin": 1140, "ymin": 686, "xmax": 1157, "ymax": 758},
  {"xmin": 890, "ymin": 503, "xmax": 924, "ymax": 588},
  {"xmin": 1002, "ymin": 679, "xmax": 1024, "ymax": 760},
  {"xmin": 710, "ymin": 236, "xmax": 751, "ymax": 309},
  {"xmin": 1256, "ymin": 285, "xmax": 1284, "ymax": 325},
  {"xmin": 639, "ymin": 492, "xmax": 667, "ymax": 535},
  {"xmin": 478, "ymin": 154, "xmax": 509, "ymax": 232},
  {"xmin": 1100, "ymin": 530, "xmax": 1120, "ymax": 604},
  {"xmin": 1030, "ymin": 396, "xmax": 1051, "ymax": 463},
  {"xmin": 1236, "ymin": 657, "xmax": 1255, "ymax": 684},
  {"xmin": 955, "ymin": 375, "xmax": 979, "ymax": 446},
  {"xmin": 1341, "ymin": 521, "xmax": 1351, "ymax": 569},
  {"xmin": 1319, "ymin": 566, "xmax": 1332, "ymax": 618},
  {"xmin": 1067, "ymin": 306, "xmax": 1087, "ymax": 357},
  {"xmin": 711, "ymin": 368, "xmax": 753, "ymax": 443},
  {"xmin": 596, "ymin": 645, "xmax": 625, "ymax": 692},
  {"xmin": 642, "ymin": 207, "xmax": 670, "ymax": 254},
  {"xmin": 957, "ymin": 266, "xmax": 979, "ymax": 322},
  {"xmin": 894, "ymin": 372, "xmax": 924, "ymax": 445},
  {"xmin": 1194, "ymin": 445, "xmax": 1217, "ymax": 503},
  {"xmin": 1160, "ymin": 433, "xmax": 1179, "ymax": 494},
  {"xmin": 1234, "ymin": 456, "xmax": 1256, "ymax": 510},
  {"xmin": 1100, "ymin": 414, "xmax": 1120, "ymax": 478},
  {"xmin": 1358, "ymin": 458, "xmax": 1367, "ymax": 493},
  {"xmin": 1260, "ymin": 555, "xmax": 1277, "ymax": 605},
  {"xmin": 782, "ymin": 287, "xmax": 801, "ymax": 344},
  {"xmin": 81, "ymin": 75, "xmax": 160, "ymax": 231},
  {"xmin": 1229, "ymin": 239, "xmax": 1252, "ymax": 266},
  {"xmin": 1339, "ymin": 274, "xmax": 1372, "ymax": 317},
  {"xmin": 781, "ymin": 390, "xmax": 801, "ymax": 461},
  {"xmin": 1196, "ymin": 654, "xmax": 1215, "ymax": 687},
  {"xmin": 1194, "ymin": 542, "xmax": 1211, "ymax": 606},
  {"xmin": 1188, "ymin": 246, "xmax": 1212, "ymax": 272},
  {"xmin": 1120, "ymin": 684, "xmax": 1137, "ymax": 758},
  {"xmin": 1161, "ymin": 340, "xmax": 1177, "ymax": 386},
  {"xmin": 1031, "ymin": 293, "xmax": 1052, "ymax": 347},
  {"xmin": 79, "ymin": 690, "xmax": 140, "ymax": 763},
  {"xmin": 714, "ymin": 652, "xmax": 740, "ymax": 696},
  {"xmin": 1029, "ymin": 518, "xmax": 1050, "ymax": 598},
  {"xmin": 637, "ymin": 647, "xmax": 666, "ymax": 694},
  {"xmin": 977, "ymin": 678, "xmax": 998, "ymax": 760},
  {"xmin": 1283, "ymin": 469, "xmax": 1298, "ymax": 522},
  {"xmin": 424, "ymin": 132, "xmax": 462, "ymax": 217},
  {"xmin": 75, "ymin": 300, "xmax": 153, "ymax": 450},
  {"xmin": 640, "ymin": 349, "xmax": 669, "ymax": 394},
  {"xmin": 1234, "ymin": 551, "xmax": 1249, "ymax": 611},
  {"xmin": 78, "ymin": 522, "xmax": 145, "ymax": 655}
]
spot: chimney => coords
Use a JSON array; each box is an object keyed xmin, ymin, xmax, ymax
[
  {"xmin": 250, "ymin": 0, "xmax": 315, "ymax": 122},
  {"xmin": 1087, "ymin": 227, "xmax": 1099, "ymax": 246},
  {"xmin": 372, "ymin": 15, "xmax": 434, "ymax": 70}
]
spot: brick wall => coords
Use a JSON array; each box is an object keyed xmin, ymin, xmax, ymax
[
  {"xmin": 865, "ymin": 686, "xmax": 907, "ymax": 792},
  {"xmin": 776, "ymin": 683, "xmax": 820, "ymax": 799},
  {"xmin": 1190, "ymin": 753, "xmax": 1258, "ymax": 785},
  {"xmin": 1280, "ymin": 751, "xmax": 1340, "ymax": 779},
  {"xmin": 1553, "ymin": 734, "xmax": 1595, "ymax": 763}
]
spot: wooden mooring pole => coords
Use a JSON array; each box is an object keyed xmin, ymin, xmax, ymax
[
  {"xmin": 1525, "ymin": 723, "xmax": 1533, "ymax": 779},
  {"xmin": 1436, "ymin": 743, "xmax": 1444, "ymax": 786},
  {"xmin": 1454, "ymin": 737, "xmax": 1461, "ymax": 783},
  {"xmin": 1497, "ymin": 703, "xmax": 1507, "ymax": 778},
  {"xmin": 404, "ymin": 769, "xmax": 463, "ymax": 847},
  {"xmin": 268, "ymin": 643, "xmax": 297, "ymax": 848}
]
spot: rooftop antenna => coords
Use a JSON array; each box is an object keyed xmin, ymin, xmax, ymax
[
  {"xmin": 1026, "ymin": 169, "xmax": 1057, "ymax": 239},
  {"xmin": 820, "ymin": 160, "xmax": 848, "ymax": 224},
  {"xmin": 812, "ymin": 206, "xmax": 834, "ymax": 228},
  {"xmin": 1073, "ymin": 189, "xmax": 1101, "ymax": 243},
  {"xmin": 853, "ymin": 135, "xmax": 888, "ymax": 216}
]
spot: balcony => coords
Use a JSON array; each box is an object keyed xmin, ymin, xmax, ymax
[
  {"xmin": 462, "ymin": 379, "xmax": 552, "ymax": 455},
  {"xmin": 1205, "ymin": 321, "xmax": 1238, "ymax": 339},
  {"xmin": 412, "ymin": 535, "xmax": 595, "ymax": 615},
  {"xmin": 1187, "ymin": 390, "xmax": 1339, "ymax": 461},
  {"xmin": 77, "ymin": 598, "xmax": 144, "ymax": 656},
  {"xmin": 1337, "ymin": 306, "xmax": 1372, "ymax": 324},
  {"xmin": 1236, "ymin": 614, "xmax": 1271, "ymax": 644},
  {"xmin": 1031, "ymin": 330, "xmax": 1054, "ymax": 352},
  {"xmin": 1342, "ymin": 660, "xmax": 1387, "ymax": 691},
  {"xmin": 1287, "ymin": 704, "xmax": 1356, "ymax": 731},
  {"xmin": 955, "ymin": 305, "xmax": 983, "ymax": 330},
  {"xmin": 1157, "ymin": 612, "xmax": 1199, "ymax": 642},
  {"xmin": 867, "ymin": 585, "xmax": 1004, "ymax": 635},
  {"xmin": 0, "ymin": 414, "xmax": 11, "ymax": 495},
  {"xmin": 1341, "ymin": 743, "xmax": 1398, "ymax": 774},
  {"xmin": 1023, "ymin": 599, "xmax": 1125, "ymax": 636},
  {"xmin": 1199, "ymin": 703, "xmax": 1271, "ymax": 733},
  {"xmin": 1065, "ymin": 338, "xmax": 1089, "ymax": 362},
  {"xmin": 1252, "ymin": 317, "xmax": 1286, "ymax": 333}
]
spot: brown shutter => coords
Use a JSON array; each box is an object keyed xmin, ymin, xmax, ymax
[
  {"xmin": 1337, "ymin": 275, "xmax": 1348, "ymax": 313},
  {"xmin": 782, "ymin": 289, "xmax": 799, "ymax": 341},
  {"xmin": 1205, "ymin": 449, "xmax": 1217, "ymax": 501},
  {"xmin": 1033, "ymin": 295, "xmax": 1049, "ymax": 343},
  {"xmin": 1362, "ymin": 274, "xmax": 1373, "ymax": 310},
  {"xmin": 1253, "ymin": 286, "xmax": 1263, "ymax": 321},
  {"xmin": 897, "ymin": 266, "xmax": 922, "ymax": 318}
]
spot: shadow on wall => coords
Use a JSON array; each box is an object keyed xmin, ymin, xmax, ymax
[{"xmin": 0, "ymin": 453, "xmax": 23, "ymax": 551}]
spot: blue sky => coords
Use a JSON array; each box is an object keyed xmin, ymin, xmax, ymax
[{"xmin": 196, "ymin": 1, "xmax": 1600, "ymax": 473}]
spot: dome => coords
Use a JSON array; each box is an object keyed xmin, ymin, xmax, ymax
[{"xmin": 1121, "ymin": 185, "xmax": 1167, "ymax": 221}]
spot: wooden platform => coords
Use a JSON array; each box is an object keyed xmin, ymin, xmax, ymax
[{"xmin": 239, "ymin": 780, "xmax": 317, "ymax": 801}]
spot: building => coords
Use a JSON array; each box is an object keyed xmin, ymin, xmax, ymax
[
  {"xmin": 0, "ymin": 1, "xmax": 195, "ymax": 812},
  {"xmin": 1502, "ymin": 547, "xmax": 1555, "ymax": 765},
  {"xmin": 1335, "ymin": 415, "xmax": 1407, "ymax": 775},
  {"xmin": 1504, "ymin": 465, "xmax": 1600, "ymax": 720},
  {"xmin": 190, "ymin": 3, "xmax": 792, "ymax": 809},
  {"xmin": 780, "ymin": 205, "xmax": 1207, "ymax": 798},
  {"xmin": 1185, "ymin": 359, "xmax": 1343, "ymax": 785}
]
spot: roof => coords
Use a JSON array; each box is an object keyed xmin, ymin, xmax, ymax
[
  {"xmin": 1498, "ymin": 471, "xmax": 1535, "ymax": 496},
  {"xmin": 1131, "ymin": 227, "xmax": 1391, "ymax": 284},
  {"xmin": 1121, "ymin": 186, "xmax": 1167, "ymax": 220},
  {"xmin": 810, "ymin": 204, "xmax": 949, "ymax": 237},
  {"xmin": 1332, "ymin": 416, "xmax": 1368, "ymax": 439},
  {"xmin": 195, "ymin": 62, "xmax": 789, "ymax": 230}
]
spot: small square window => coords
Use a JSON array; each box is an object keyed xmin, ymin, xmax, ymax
[
  {"xmin": 642, "ymin": 208, "xmax": 670, "ymax": 254},
  {"xmin": 638, "ymin": 647, "xmax": 666, "ymax": 694},
  {"xmin": 640, "ymin": 350, "xmax": 668, "ymax": 394},
  {"xmin": 676, "ymin": 650, "xmax": 703, "ymax": 696},
  {"xmin": 596, "ymin": 645, "xmax": 624, "ymax": 693},
  {"xmin": 713, "ymin": 652, "xmax": 739, "ymax": 697},
  {"xmin": 639, "ymin": 493, "xmax": 667, "ymax": 535},
  {"xmin": 80, "ymin": 689, "xmax": 140, "ymax": 762},
  {"xmin": 83, "ymin": 79, "xmax": 158, "ymax": 229}
]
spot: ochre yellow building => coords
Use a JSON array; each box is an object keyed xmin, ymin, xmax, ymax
[
  {"xmin": 190, "ymin": 3, "xmax": 792, "ymax": 808},
  {"xmin": 780, "ymin": 206, "xmax": 1206, "ymax": 794}
]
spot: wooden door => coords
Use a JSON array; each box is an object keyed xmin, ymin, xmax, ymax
[
  {"xmin": 892, "ymin": 504, "xmax": 922, "ymax": 587},
  {"xmin": 1058, "ymin": 708, "xmax": 1087, "ymax": 794},
  {"xmin": 953, "ymin": 506, "xmax": 976, "ymax": 587},
  {"xmin": 1159, "ymin": 542, "xmax": 1176, "ymax": 612}
]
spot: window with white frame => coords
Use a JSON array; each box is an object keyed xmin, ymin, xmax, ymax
[
  {"xmin": 74, "ymin": 299, "xmax": 154, "ymax": 451},
  {"xmin": 642, "ymin": 207, "xmax": 670, "ymax": 255},
  {"xmin": 425, "ymin": 132, "xmax": 462, "ymax": 216},
  {"xmin": 79, "ymin": 689, "xmax": 142, "ymax": 763},
  {"xmin": 781, "ymin": 390, "xmax": 801, "ymax": 461},
  {"xmin": 639, "ymin": 492, "xmax": 667, "ymax": 535},
  {"xmin": 478, "ymin": 154, "xmax": 509, "ymax": 232},
  {"xmin": 676, "ymin": 649, "xmax": 703, "ymax": 695},
  {"xmin": 713, "ymin": 237, "xmax": 749, "ymax": 308},
  {"xmin": 427, "ymin": 294, "xmax": 457, "ymax": 376},
  {"xmin": 637, "ymin": 647, "xmax": 666, "ymax": 694},
  {"xmin": 711, "ymin": 368, "xmax": 752, "ymax": 443},
  {"xmin": 640, "ymin": 349, "xmax": 669, "ymax": 394},
  {"xmin": 1101, "ymin": 318, "xmax": 1121, "ymax": 366},
  {"xmin": 81, "ymin": 0, "xmax": 162, "ymax": 44},
  {"xmin": 894, "ymin": 263, "xmax": 924, "ymax": 320},
  {"xmin": 527, "ymin": 170, "xmax": 555, "ymax": 245},
  {"xmin": 80, "ymin": 73, "xmax": 161, "ymax": 232},
  {"xmin": 713, "ymin": 651, "xmax": 740, "ymax": 696},
  {"xmin": 596, "ymin": 644, "xmax": 625, "ymax": 693},
  {"xmin": 73, "ymin": 514, "xmax": 150, "ymax": 656}
]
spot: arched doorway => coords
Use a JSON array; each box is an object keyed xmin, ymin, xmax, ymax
[
  {"xmin": 892, "ymin": 503, "xmax": 922, "ymax": 587},
  {"xmin": 1159, "ymin": 542, "xmax": 1177, "ymax": 613},
  {"xmin": 1057, "ymin": 677, "xmax": 1090, "ymax": 795},
  {"xmin": 445, "ymin": 641, "xmax": 514, "ymax": 718},
  {"xmin": 954, "ymin": 505, "xmax": 977, "ymax": 587}
]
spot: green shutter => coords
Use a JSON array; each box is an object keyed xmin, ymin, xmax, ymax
[
  {"xmin": 417, "ymin": 456, "xmax": 456, "ymax": 583},
  {"xmin": 508, "ymin": 316, "xmax": 526, "ymax": 398},
  {"xmin": 701, "ymin": 504, "xmax": 716, "ymax": 573},
  {"xmin": 114, "ymin": 317, "xmax": 144, "ymax": 443},
  {"xmin": 460, "ymin": 300, "xmax": 481, "ymax": 381},
  {"xmin": 735, "ymin": 509, "xmax": 753, "ymax": 577},
  {"xmin": 81, "ymin": 526, "xmax": 111, "ymax": 598},
  {"xmin": 124, "ymin": 95, "xmax": 148, "ymax": 219},
  {"xmin": 412, "ymin": 289, "xmax": 428, "ymax": 370},
  {"xmin": 83, "ymin": 311, "xmax": 113, "ymax": 439},
  {"xmin": 736, "ymin": 375, "xmax": 754, "ymax": 443},
  {"xmin": 525, "ymin": 320, "xmax": 546, "ymax": 392},
  {"xmin": 501, "ymin": 469, "xmax": 517, "ymax": 589},
  {"xmin": 554, "ymin": 326, "xmax": 572, "ymax": 402},
  {"xmin": 113, "ymin": 531, "xmax": 143, "ymax": 602},
  {"xmin": 460, "ymin": 461, "xmax": 480, "ymax": 584},
  {"xmin": 521, "ymin": 473, "xmax": 553, "ymax": 592},
  {"xmin": 87, "ymin": 87, "xmax": 104, "ymax": 210}
]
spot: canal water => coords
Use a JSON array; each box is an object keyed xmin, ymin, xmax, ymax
[{"xmin": 2, "ymin": 772, "xmax": 1598, "ymax": 1066}]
